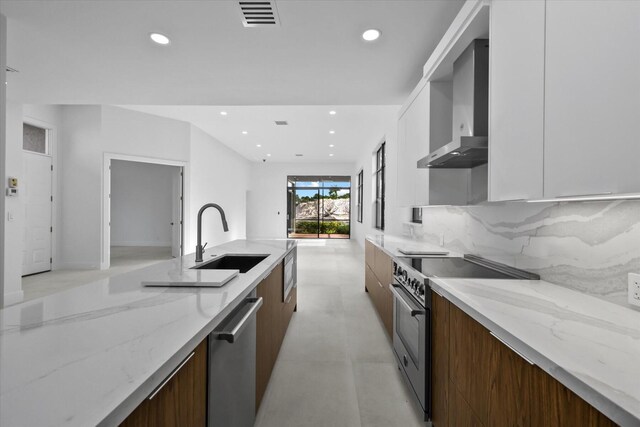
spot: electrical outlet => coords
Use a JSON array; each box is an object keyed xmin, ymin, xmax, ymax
[{"xmin": 629, "ymin": 273, "xmax": 640, "ymax": 307}]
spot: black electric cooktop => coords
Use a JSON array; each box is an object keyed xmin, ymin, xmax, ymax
[{"xmin": 398, "ymin": 256, "xmax": 519, "ymax": 279}]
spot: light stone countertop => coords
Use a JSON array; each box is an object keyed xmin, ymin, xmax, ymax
[
  {"xmin": 0, "ymin": 239, "xmax": 296, "ymax": 427},
  {"xmin": 367, "ymin": 234, "xmax": 640, "ymax": 426}
]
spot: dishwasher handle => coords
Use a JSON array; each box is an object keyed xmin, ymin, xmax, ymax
[{"xmin": 213, "ymin": 297, "xmax": 263, "ymax": 343}]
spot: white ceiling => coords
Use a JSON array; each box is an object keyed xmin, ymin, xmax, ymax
[
  {"xmin": 1, "ymin": 0, "xmax": 464, "ymax": 163},
  {"xmin": 1, "ymin": 0, "xmax": 464, "ymax": 105},
  {"xmin": 121, "ymin": 105, "xmax": 399, "ymax": 163}
]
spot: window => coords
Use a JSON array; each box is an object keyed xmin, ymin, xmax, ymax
[
  {"xmin": 356, "ymin": 169, "xmax": 363, "ymax": 223},
  {"xmin": 287, "ymin": 176, "xmax": 351, "ymax": 239},
  {"xmin": 23, "ymin": 123, "xmax": 49, "ymax": 154},
  {"xmin": 374, "ymin": 142, "xmax": 385, "ymax": 230}
]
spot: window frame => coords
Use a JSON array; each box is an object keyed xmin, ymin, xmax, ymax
[
  {"xmin": 356, "ymin": 169, "xmax": 363, "ymax": 223},
  {"xmin": 374, "ymin": 142, "xmax": 385, "ymax": 231}
]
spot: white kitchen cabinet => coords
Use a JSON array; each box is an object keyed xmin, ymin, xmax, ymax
[
  {"xmin": 488, "ymin": 0, "xmax": 545, "ymax": 201},
  {"xmin": 397, "ymin": 81, "xmax": 455, "ymax": 207},
  {"xmin": 543, "ymin": 1, "xmax": 640, "ymax": 198},
  {"xmin": 396, "ymin": 80, "xmax": 430, "ymax": 207}
]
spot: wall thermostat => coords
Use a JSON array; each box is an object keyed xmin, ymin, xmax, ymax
[{"xmin": 6, "ymin": 177, "xmax": 19, "ymax": 197}]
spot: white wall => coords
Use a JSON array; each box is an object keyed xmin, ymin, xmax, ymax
[
  {"xmin": 59, "ymin": 105, "xmax": 104, "ymax": 269},
  {"xmin": 188, "ymin": 125, "xmax": 250, "ymax": 251},
  {"xmin": 2, "ymin": 103, "xmax": 252, "ymax": 303},
  {"xmin": 110, "ymin": 160, "xmax": 175, "ymax": 247},
  {"xmin": 59, "ymin": 105, "xmax": 191, "ymax": 269},
  {"xmin": 0, "ymin": 13, "xmax": 5, "ymax": 307},
  {"xmin": 247, "ymin": 162, "xmax": 355, "ymax": 239},
  {"xmin": 351, "ymin": 116, "xmax": 401, "ymax": 247},
  {"xmin": 4, "ymin": 102, "xmax": 25, "ymax": 305}
]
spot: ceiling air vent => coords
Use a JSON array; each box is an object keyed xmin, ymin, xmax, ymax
[
  {"xmin": 275, "ymin": 120, "xmax": 288, "ymax": 126},
  {"xmin": 239, "ymin": 1, "xmax": 280, "ymax": 27},
  {"xmin": 295, "ymin": 154, "xmax": 303, "ymax": 157}
]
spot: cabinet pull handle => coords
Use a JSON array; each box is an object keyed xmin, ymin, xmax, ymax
[
  {"xmin": 490, "ymin": 332, "xmax": 535, "ymax": 366},
  {"xmin": 148, "ymin": 351, "xmax": 195, "ymax": 400},
  {"xmin": 389, "ymin": 284, "xmax": 425, "ymax": 317}
]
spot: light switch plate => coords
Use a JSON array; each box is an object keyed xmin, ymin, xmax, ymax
[{"xmin": 629, "ymin": 273, "xmax": 640, "ymax": 307}]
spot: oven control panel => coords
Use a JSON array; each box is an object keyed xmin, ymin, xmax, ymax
[{"xmin": 393, "ymin": 261, "xmax": 426, "ymax": 305}]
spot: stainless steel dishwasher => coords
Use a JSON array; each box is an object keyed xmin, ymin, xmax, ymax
[{"xmin": 208, "ymin": 291, "xmax": 263, "ymax": 427}]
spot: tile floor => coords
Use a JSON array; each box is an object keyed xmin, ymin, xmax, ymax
[
  {"xmin": 255, "ymin": 239, "xmax": 425, "ymax": 427},
  {"xmin": 21, "ymin": 246, "xmax": 173, "ymax": 302}
]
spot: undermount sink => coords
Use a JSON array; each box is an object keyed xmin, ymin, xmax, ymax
[{"xmin": 191, "ymin": 254, "xmax": 268, "ymax": 273}]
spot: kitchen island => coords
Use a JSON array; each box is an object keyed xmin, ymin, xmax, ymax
[{"xmin": 0, "ymin": 239, "xmax": 296, "ymax": 427}]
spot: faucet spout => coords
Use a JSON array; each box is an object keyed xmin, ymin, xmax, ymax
[{"xmin": 195, "ymin": 203, "xmax": 229, "ymax": 263}]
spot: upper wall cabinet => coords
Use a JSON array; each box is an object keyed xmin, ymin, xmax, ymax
[
  {"xmin": 397, "ymin": 80, "xmax": 431, "ymax": 207},
  {"xmin": 543, "ymin": 1, "xmax": 640, "ymax": 198},
  {"xmin": 488, "ymin": 0, "xmax": 545, "ymax": 201},
  {"xmin": 397, "ymin": 81, "xmax": 455, "ymax": 207}
]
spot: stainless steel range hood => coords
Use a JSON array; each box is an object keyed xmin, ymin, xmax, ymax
[{"xmin": 418, "ymin": 39, "xmax": 489, "ymax": 169}]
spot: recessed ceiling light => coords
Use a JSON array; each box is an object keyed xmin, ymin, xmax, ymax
[
  {"xmin": 362, "ymin": 29, "xmax": 381, "ymax": 42},
  {"xmin": 242, "ymin": 131, "xmax": 248, "ymax": 135},
  {"xmin": 220, "ymin": 111, "xmax": 228, "ymax": 116},
  {"xmin": 267, "ymin": 154, "xmax": 271, "ymax": 157},
  {"xmin": 150, "ymin": 32, "xmax": 171, "ymax": 45},
  {"xmin": 256, "ymin": 144, "xmax": 261, "ymax": 147},
  {"xmin": 329, "ymin": 144, "xmax": 335, "ymax": 148},
  {"xmin": 329, "ymin": 110, "xmax": 336, "ymax": 115},
  {"xmin": 329, "ymin": 130, "xmax": 335, "ymax": 134},
  {"xmin": 329, "ymin": 154, "xmax": 334, "ymax": 157}
]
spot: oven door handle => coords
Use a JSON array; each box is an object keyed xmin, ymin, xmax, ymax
[{"xmin": 389, "ymin": 284, "xmax": 425, "ymax": 317}]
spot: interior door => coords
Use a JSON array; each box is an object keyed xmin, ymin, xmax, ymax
[
  {"xmin": 171, "ymin": 167, "xmax": 183, "ymax": 258},
  {"xmin": 22, "ymin": 152, "xmax": 52, "ymax": 276}
]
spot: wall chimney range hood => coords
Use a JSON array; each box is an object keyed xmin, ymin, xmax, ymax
[{"xmin": 418, "ymin": 39, "xmax": 489, "ymax": 169}]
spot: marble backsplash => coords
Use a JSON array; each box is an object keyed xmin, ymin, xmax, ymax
[{"xmin": 402, "ymin": 200, "xmax": 640, "ymax": 308}]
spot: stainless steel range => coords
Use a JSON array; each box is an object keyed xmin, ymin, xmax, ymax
[{"xmin": 390, "ymin": 254, "xmax": 539, "ymax": 421}]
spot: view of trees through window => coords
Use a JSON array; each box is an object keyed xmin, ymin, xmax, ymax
[{"xmin": 287, "ymin": 176, "xmax": 351, "ymax": 239}]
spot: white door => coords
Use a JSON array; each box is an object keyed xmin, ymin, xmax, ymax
[
  {"xmin": 22, "ymin": 152, "xmax": 52, "ymax": 275},
  {"xmin": 171, "ymin": 167, "xmax": 183, "ymax": 258}
]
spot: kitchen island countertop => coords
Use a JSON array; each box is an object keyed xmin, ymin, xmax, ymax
[{"xmin": 0, "ymin": 239, "xmax": 296, "ymax": 427}]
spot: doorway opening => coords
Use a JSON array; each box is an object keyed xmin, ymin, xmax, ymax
[
  {"xmin": 108, "ymin": 159, "xmax": 183, "ymax": 269},
  {"xmin": 287, "ymin": 176, "xmax": 351, "ymax": 239}
]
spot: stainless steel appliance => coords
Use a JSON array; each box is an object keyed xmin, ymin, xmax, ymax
[
  {"xmin": 283, "ymin": 248, "xmax": 297, "ymax": 302},
  {"xmin": 418, "ymin": 39, "xmax": 490, "ymax": 169},
  {"xmin": 208, "ymin": 292, "xmax": 263, "ymax": 427},
  {"xmin": 390, "ymin": 255, "xmax": 539, "ymax": 421}
]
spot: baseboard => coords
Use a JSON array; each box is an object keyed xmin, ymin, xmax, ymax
[
  {"xmin": 59, "ymin": 262, "xmax": 100, "ymax": 270},
  {"xmin": 110, "ymin": 241, "xmax": 172, "ymax": 247},
  {"xmin": 4, "ymin": 290, "xmax": 24, "ymax": 307}
]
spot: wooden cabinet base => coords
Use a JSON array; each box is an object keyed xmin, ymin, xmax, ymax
[
  {"xmin": 445, "ymin": 302, "xmax": 615, "ymax": 427},
  {"xmin": 364, "ymin": 243, "xmax": 393, "ymax": 339},
  {"xmin": 120, "ymin": 339, "xmax": 208, "ymax": 427},
  {"xmin": 256, "ymin": 260, "xmax": 296, "ymax": 413}
]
